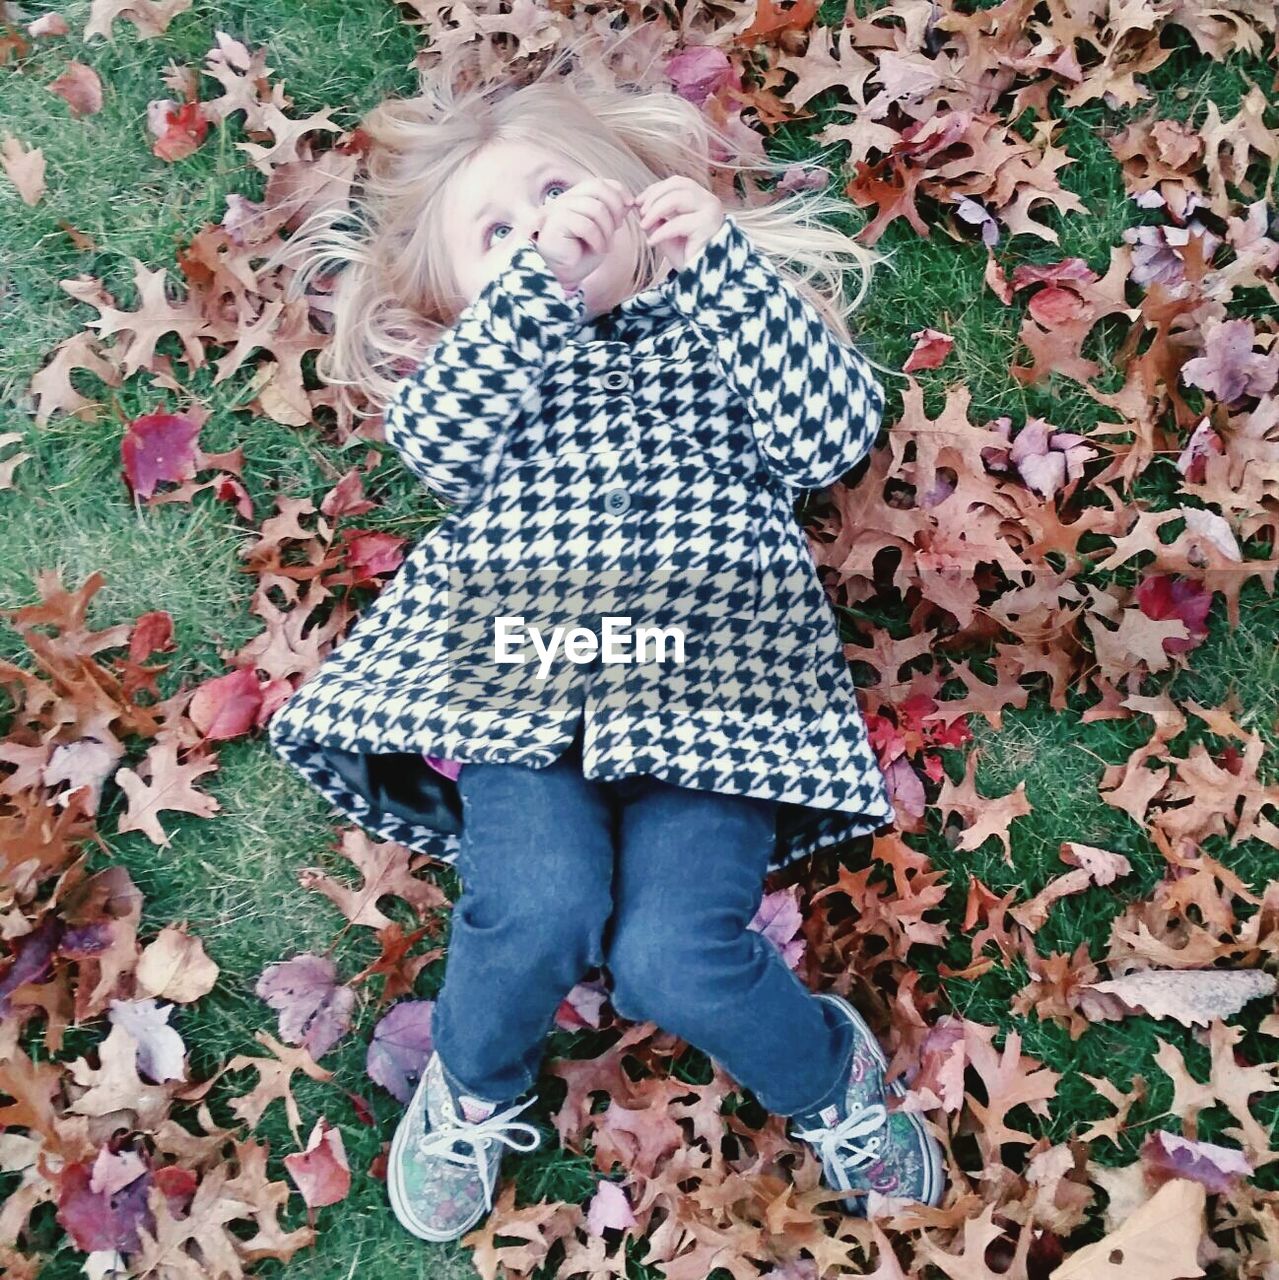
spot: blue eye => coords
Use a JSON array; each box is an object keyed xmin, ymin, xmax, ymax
[{"xmin": 482, "ymin": 181, "xmax": 571, "ymax": 249}]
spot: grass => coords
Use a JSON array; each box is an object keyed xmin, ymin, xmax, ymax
[{"xmin": 2, "ymin": 2, "xmax": 1278, "ymax": 1277}]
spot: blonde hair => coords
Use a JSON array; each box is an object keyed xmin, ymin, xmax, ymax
[{"xmin": 272, "ymin": 32, "xmax": 892, "ymax": 418}]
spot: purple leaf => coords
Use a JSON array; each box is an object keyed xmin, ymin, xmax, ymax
[
  {"xmin": 108, "ymin": 998, "xmax": 187, "ymax": 1083},
  {"xmin": 367, "ymin": 998, "xmax": 435, "ymax": 1103},
  {"xmin": 255, "ymin": 952, "xmax": 355, "ymax": 1059},
  {"xmin": 1142, "ymin": 1131, "xmax": 1252, "ymax": 1194},
  {"xmin": 1182, "ymin": 317, "xmax": 1279, "ymax": 403},
  {"xmin": 749, "ymin": 887, "xmax": 805, "ymax": 969},
  {"xmin": 56, "ymin": 1154, "xmax": 153, "ymax": 1254}
]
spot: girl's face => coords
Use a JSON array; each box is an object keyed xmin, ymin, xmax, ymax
[{"xmin": 440, "ymin": 139, "xmax": 644, "ymax": 320}]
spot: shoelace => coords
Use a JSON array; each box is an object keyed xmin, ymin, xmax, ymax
[
  {"xmin": 791, "ymin": 1102, "xmax": 889, "ymax": 1194},
  {"xmin": 415, "ymin": 1096, "xmax": 542, "ymax": 1212}
]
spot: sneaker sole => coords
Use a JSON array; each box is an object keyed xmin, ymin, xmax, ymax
[
  {"xmin": 813, "ymin": 991, "xmax": 945, "ymax": 1209},
  {"xmin": 387, "ymin": 1063, "xmax": 493, "ymax": 1244}
]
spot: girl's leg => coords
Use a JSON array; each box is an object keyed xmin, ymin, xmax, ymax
[
  {"xmin": 603, "ymin": 776, "xmax": 855, "ymax": 1119},
  {"xmin": 431, "ymin": 721, "xmax": 616, "ymax": 1102}
]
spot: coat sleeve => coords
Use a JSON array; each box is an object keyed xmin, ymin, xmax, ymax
[
  {"xmin": 663, "ymin": 213, "xmax": 886, "ymax": 491},
  {"xmin": 380, "ymin": 240, "xmax": 586, "ymax": 510}
]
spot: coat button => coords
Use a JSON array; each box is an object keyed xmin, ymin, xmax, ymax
[
  {"xmin": 601, "ymin": 370, "xmax": 630, "ymax": 392},
  {"xmin": 604, "ymin": 487, "xmax": 631, "ymax": 514}
]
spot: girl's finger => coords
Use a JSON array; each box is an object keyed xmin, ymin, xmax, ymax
[
  {"xmin": 549, "ymin": 207, "xmax": 607, "ymax": 257},
  {"xmin": 646, "ymin": 210, "xmax": 707, "ymax": 260},
  {"xmin": 637, "ymin": 190, "xmax": 700, "ymax": 232},
  {"xmin": 646, "ymin": 209, "xmax": 701, "ymax": 242},
  {"xmin": 571, "ymin": 195, "xmax": 623, "ymax": 250},
  {"xmin": 559, "ymin": 188, "xmax": 627, "ymax": 240},
  {"xmin": 564, "ymin": 178, "xmax": 630, "ymax": 227},
  {"xmin": 634, "ymin": 175, "xmax": 695, "ymax": 209},
  {"xmin": 634, "ymin": 179, "xmax": 700, "ymax": 219}
]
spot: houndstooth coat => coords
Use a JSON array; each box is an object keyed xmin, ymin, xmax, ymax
[{"xmin": 267, "ymin": 212, "xmax": 895, "ymax": 876}]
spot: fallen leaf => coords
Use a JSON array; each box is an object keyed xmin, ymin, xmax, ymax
[
  {"xmin": 48, "ymin": 61, "xmax": 104, "ymax": 116},
  {"xmin": 85, "ymin": 0, "xmax": 193, "ymax": 41},
  {"xmin": 189, "ymin": 667, "xmax": 264, "ymax": 741},
  {"xmin": 107, "ymin": 997, "xmax": 186, "ymax": 1083},
  {"xmin": 1010, "ymin": 418, "xmax": 1098, "ymax": 498},
  {"xmin": 1181, "ymin": 316, "xmax": 1279, "ymax": 403},
  {"xmin": 1050, "ymin": 1177, "xmax": 1205, "ymax": 1278},
  {"xmin": 586, "ymin": 1179, "xmax": 635, "ymax": 1235},
  {"xmin": 1134, "ymin": 575, "xmax": 1212, "ymax": 654},
  {"xmin": 1141, "ymin": 1131, "xmax": 1252, "ymax": 1194},
  {"xmin": 114, "ymin": 739, "xmax": 220, "ymax": 846},
  {"xmin": 2, "ymin": 134, "xmax": 46, "ymax": 205},
  {"xmin": 149, "ymin": 99, "xmax": 210, "ymax": 162},
  {"xmin": 283, "ymin": 1117, "xmax": 350, "ymax": 1209},
  {"xmin": 1083, "ymin": 968, "xmax": 1276, "ymax": 1027},
  {"xmin": 29, "ymin": 13, "xmax": 70, "ymax": 37},
  {"xmin": 366, "ymin": 999, "xmax": 434, "ymax": 1103},
  {"xmin": 135, "ymin": 923, "xmax": 219, "ymax": 1002},
  {"xmin": 121, "ymin": 411, "xmax": 202, "ymax": 498},
  {"xmin": 902, "ymin": 328, "xmax": 954, "ymax": 372},
  {"xmin": 255, "ymin": 953, "xmax": 355, "ymax": 1059},
  {"xmin": 748, "ymin": 886, "xmax": 806, "ymax": 969},
  {"xmin": 298, "ymin": 828, "xmax": 447, "ymax": 930},
  {"xmin": 557, "ymin": 976, "xmax": 608, "ymax": 1031}
]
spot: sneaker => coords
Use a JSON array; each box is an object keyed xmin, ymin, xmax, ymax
[
  {"xmin": 387, "ymin": 1049, "xmax": 542, "ymax": 1242},
  {"xmin": 788, "ymin": 992, "xmax": 945, "ymax": 1213}
]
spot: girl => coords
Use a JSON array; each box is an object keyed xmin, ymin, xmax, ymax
[{"xmin": 267, "ymin": 40, "xmax": 945, "ymax": 1243}]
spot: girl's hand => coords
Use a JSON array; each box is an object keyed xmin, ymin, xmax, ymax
[
  {"xmin": 533, "ymin": 178, "xmax": 631, "ymax": 290},
  {"xmin": 633, "ymin": 178, "xmax": 725, "ymax": 273}
]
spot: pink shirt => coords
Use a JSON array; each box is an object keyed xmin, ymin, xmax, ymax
[{"xmin": 423, "ymin": 754, "xmax": 463, "ymax": 781}]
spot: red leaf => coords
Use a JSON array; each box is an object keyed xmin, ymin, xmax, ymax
[
  {"xmin": 128, "ymin": 610, "xmax": 175, "ymax": 662},
  {"xmin": 922, "ymin": 752, "xmax": 945, "ymax": 783},
  {"xmin": 1176, "ymin": 418, "xmax": 1224, "ymax": 485},
  {"xmin": 341, "ymin": 530, "xmax": 407, "ymax": 580},
  {"xmin": 56, "ymin": 1156, "xmax": 152, "ymax": 1254},
  {"xmin": 1134, "ymin": 575, "xmax": 1211, "ymax": 654},
  {"xmin": 665, "ymin": 45, "xmax": 738, "ymax": 105},
  {"xmin": 152, "ymin": 1164, "xmax": 197, "ymax": 1215},
  {"xmin": 902, "ymin": 328, "xmax": 954, "ymax": 372},
  {"xmin": 1141, "ymin": 1131, "xmax": 1252, "ymax": 1193},
  {"xmin": 1028, "ymin": 285, "xmax": 1086, "ymax": 326},
  {"xmin": 48, "ymin": 61, "xmax": 103, "ymax": 117},
  {"xmin": 121, "ymin": 412, "xmax": 202, "ymax": 498},
  {"xmin": 928, "ymin": 716, "xmax": 973, "ymax": 750},
  {"xmin": 151, "ymin": 100, "xmax": 210, "ymax": 162},
  {"xmin": 284, "ymin": 1117, "xmax": 351, "ymax": 1209},
  {"xmin": 866, "ymin": 710, "xmax": 908, "ymax": 765},
  {"xmin": 343, "ymin": 1089, "xmax": 376, "ymax": 1126},
  {"xmin": 189, "ymin": 667, "xmax": 264, "ymax": 741}
]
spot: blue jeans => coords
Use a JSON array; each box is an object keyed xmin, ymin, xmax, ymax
[{"xmin": 430, "ymin": 717, "xmax": 857, "ymax": 1118}]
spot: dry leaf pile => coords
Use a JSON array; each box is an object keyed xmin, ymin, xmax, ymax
[{"xmin": 3, "ymin": 0, "xmax": 1279, "ymax": 1277}]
